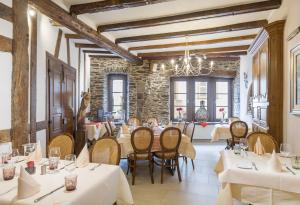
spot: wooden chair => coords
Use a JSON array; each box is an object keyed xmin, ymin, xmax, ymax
[
  {"xmin": 229, "ymin": 121, "xmax": 248, "ymax": 149},
  {"xmin": 128, "ymin": 127, "xmax": 154, "ymax": 185},
  {"xmin": 104, "ymin": 122, "xmax": 112, "ymax": 137},
  {"xmin": 48, "ymin": 133, "xmax": 74, "ymax": 159},
  {"xmin": 147, "ymin": 117, "xmax": 158, "ymax": 126},
  {"xmin": 176, "ymin": 121, "xmax": 186, "ymax": 133},
  {"xmin": 183, "ymin": 122, "xmax": 195, "ymax": 170},
  {"xmin": 107, "ymin": 120, "xmax": 116, "ymax": 138},
  {"xmin": 154, "ymin": 127, "xmax": 182, "ymax": 184},
  {"xmin": 228, "ymin": 117, "xmax": 240, "ymax": 124},
  {"xmin": 247, "ymin": 132, "xmax": 278, "ymax": 153},
  {"xmin": 128, "ymin": 117, "xmax": 140, "ymax": 126},
  {"xmin": 90, "ymin": 137, "xmax": 121, "ymax": 165}
]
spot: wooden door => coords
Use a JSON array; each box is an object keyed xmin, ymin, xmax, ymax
[
  {"xmin": 252, "ymin": 53, "xmax": 260, "ymax": 102},
  {"xmin": 259, "ymin": 41, "xmax": 268, "ymax": 103}
]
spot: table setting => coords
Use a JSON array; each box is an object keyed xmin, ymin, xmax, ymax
[{"xmin": 0, "ymin": 142, "xmax": 133, "ymax": 205}]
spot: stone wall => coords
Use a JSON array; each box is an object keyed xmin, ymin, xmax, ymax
[{"xmin": 90, "ymin": 57, "xmax": 240, "ymax": 122}]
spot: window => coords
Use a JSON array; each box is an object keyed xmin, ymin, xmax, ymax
[
  {"xmin": 170, "ymin": 77, "xmax": 232, "ymax": 122},
  {"xmin": 107, "ymin": 74, "xmax": 128, "ymax": 120}
]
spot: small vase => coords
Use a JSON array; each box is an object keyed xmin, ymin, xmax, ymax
[{"xmin": 178, "ymin": 112, "xmax": 182, "ymax": 122}]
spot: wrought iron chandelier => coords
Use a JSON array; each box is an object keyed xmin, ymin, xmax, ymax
[{"xmin": 166, "ymin": 37, "xmax": 215, "ymax": 76}]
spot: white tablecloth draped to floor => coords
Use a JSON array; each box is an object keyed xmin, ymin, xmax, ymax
[
  {"xmin": 85, "ymin": 122, "xmax": 107, "ymax": 141},
  {"xmin": 211, "ymin": 124, "xmax": 232, "ymax": 142},
  {"xmin": 0, "ymin": 160, "xmax": 133, "ymax": 205},
  {"xmin": 215, "ymin": 150, "xmax": 300, "ymax": 205}
]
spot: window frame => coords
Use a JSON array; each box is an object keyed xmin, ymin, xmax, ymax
[
  {"xmin": 170, "ymin": 76, "xmax": 233, "ymax": 122},
  {"xmin": 107, "ymin": 74, "xmax": 128, "ymax": 120}
]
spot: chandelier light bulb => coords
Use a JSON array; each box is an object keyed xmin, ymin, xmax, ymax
[
  {"xmin": 203, "ymin": 55, "xmax": 207, "ymax": 60},
  {"xmin": 161, "ymin": 64, "xmax": 165, "ymax": 69},
  {"xmin": 210, "ymin": 61, "xmax": 214, "ymax": 67},
  {"xmin": 28, "ymin": 8, "xmax": 36, "ymax": 17},
  {"xmin": 198, "ymin": 57, "xmax": 202, "ymax": 63},
  {"xmin": 171, "ymin": 59, "xmax": 175, "ymax": 65}
]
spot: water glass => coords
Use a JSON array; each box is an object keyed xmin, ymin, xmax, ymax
[
  {"xmin": 292, "ymin": 156, "xmax": 300, "ymax": 169},
  {"xmin": 239, "ymin": 138, "xmax": 249, "ymax": 151},
  {"xmin": 49, "ymin": 157, "xmax": 59, "ymax": 170},
  {"xmin": 23, "ymin": 143, "xmax": 36, "ymax": 156},
  {"xmin": 65, "ymin": 174, "xmax": 78, "ymax": 191},
  {"xmin": 11, "ymin": 149, "xmax": 20, "ymax": 163},
  {"xmin": 3, "ymin": 164, "xmax": 16, "ymax": 181},
  {"xmin": 64, "ymin": 154, "xmax": 76, "ymax": 172},
  {"xmin": 49, "ymin": 147, "xmax": 61, "ymax": 159},
  {"xmin": 233, "ymin": 145, "xmax": 241, "ymax": 155},
  {"xmin": 280, "ymin": 143, "xmax": 291, "ymax": 157}
]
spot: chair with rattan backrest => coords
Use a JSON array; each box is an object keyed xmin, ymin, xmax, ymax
[
  {"xmin": 48, "ymin": 133, "xmax": 74, "ymax": 159},
  {"xmin": 107, "ymin": 120, "xmax": 116, "ymax": 138},
  {"xmin": 128, "ymin": 117, "xmax": 140, "ymax": 126},
  {"xmin": 229, "ymin": 117, "xmax": 240, "ymax": 124},
  {"xmin": 90, "ymin": 137, "xmax": 121, "ymax": 165},
  {"xmin": 176, "ymin": 121, "xmax": 186, "ymax": 133},
  {"xmin": 247, "ymin": 132, "xmax": 278, "ymax": 153},
  {"xmin": 128, "ymin": 127, "xmax": 154, "ymax": 185},
  {"xmin": 104, "ymin": 122, "xmax": 112, "ymax": 137},
  {"xmin": 147, "ymin": 117, "xmax": 158, "ymax": 126},
  {"xmin": 154, "ymin": 127, "xmax": 182, "ymax": 184},
  {"xmin": 229, "ymin": 121, "xmax": 248, "ymax": 148},
  {"xmin": 183, "ymin": 122, "xmax": 195, "ymax": 170}
]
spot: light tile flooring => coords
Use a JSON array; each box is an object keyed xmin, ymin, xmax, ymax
[{"xmin": 119, "ymin": 141, "xmax": 245, "ymax": 205}]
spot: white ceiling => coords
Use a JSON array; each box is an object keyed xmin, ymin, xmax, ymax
[{"xmin": 58, "ymin": 0, "xmax": 278, "ymax": 57}]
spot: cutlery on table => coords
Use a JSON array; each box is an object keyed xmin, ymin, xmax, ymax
[
  {"xmin": 34, "ymin": 185, "xmax": 64, "ymax": 203},
  {"xmin": 59, "ymin": 161, "xmax": 75, "ymax": 170},
  {"xmin": 286, "ymin": 166, "xmax": 296, "ymax": 175},
  {"xmin": 90, "ymin": 163, "xmax": 101, "ymax": 171},
  {"xmin": 252, "ymin": 162, "xmax": 258, "ymax": 171},
  {"xmin": 0, "ymin": 186, "xmax": 17, "ymax": 196}
]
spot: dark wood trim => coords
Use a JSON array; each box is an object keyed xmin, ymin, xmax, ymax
[
  {"xmin": 78, "ymin": 48, "xmax": 81, "ymax": 109},
  {"xmin": 11, "ymin": 0, "xmax": 29, "ymax": 149},
  {"xmin": 83, "ymin": 52, "xmax": 86, "ymax": 91},
  {"xmin": 70, "ymin": 0, "xmax": 172, "ymax": 15},
  {"xmin": 75, "ymin": 43, "xmax": 102, "ymax": 48},
  {"xmin": 0, "ymin": 35, "xmax": 12, "ymax": 52},
  {"xmin": 66, "ymin": 37, "xmax": 70, "ymax": 65},
  {"xmin": 129, "ymin": 35, "xmax": 256, "ymax": 51},
  {"xmin": 287, "ymin": 26, "xmax": 300, "ymax": 41},
  {"xmin": 138, "ymin": 45, "xmax": 249, "ymax": 58},
  {"xmin": 0, "ymin": 2, "xmax": 13, "ymax": 22},
  {"xmin": 115, "ymin": 20, "xmax": 267, "ymax": 43},
  {"xmin": 65, "ymin": 33, "xmax": 83, "ymax": 39},
  {"xmin": 28, "ymin": 0, "xmax": 141, "ymax": 64},
  {"xmin": 30, "ymin": 12, "xmax": 37, "ymax": 142},
  {"xmin": 89, "ymin": 55, "xmax": 121, "ymax": 58},
  {"xmin": 54, "ymin": 29, "xmax": 63, "ymax": 58},
  {"xmin": 36, "ymin": 120, "xmax": 48, "ymax": 131},
  {"xmin": 99, "ymin": 1, "xmax": 279, "ymax": 32},
  {"xmin": 83, "ymin": 50, "xmax": 112, "ymax": 54}
]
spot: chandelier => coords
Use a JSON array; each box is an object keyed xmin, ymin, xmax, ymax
[{"xmin": 166, "ymin": 37, "xmax": 214, "ymax": 76}]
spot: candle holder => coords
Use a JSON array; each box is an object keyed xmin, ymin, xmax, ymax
[
  {"xmin": 3, "ymin": 165, "xmax": 16, "ymax": 181},
  {"xmin": 65, "ymin": 174, "xmax": 78, "ymax": 191},
  {"xmin": 292, "ymin": 156, "xmax": 300, "ymax": 170}
]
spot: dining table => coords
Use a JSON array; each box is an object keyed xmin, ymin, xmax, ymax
[
  {"xmin": 215, "ymin": 150, "xmax": 300, "ymax": 205},
  {"xmin": 84, "ymin": 122, "xmax": 107, "ymax": 141},
  {"xmin": 0, "ymin": 158, "xmax": 133, "ymax": 205}
]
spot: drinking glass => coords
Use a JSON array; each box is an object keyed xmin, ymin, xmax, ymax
[
  {"xmin": 291, "ymin": 156, "xmax": 300, "ymax": 169},
  {"xmin": 2, "ymin": 164, "xmax": 16, "ymax": 181},
  {"xmin": 65, "ymin": 174, "xmax": 78, "ymax": 191},
  {"xmin": 49, "ymin": 147, "xmax": 61, "ymax": 172},
  {"xmin": 280, "ymin": 143, "xmax": 291, "ymax": 157},
  {"xmin": 23, "ymin": 143, "xmax": 36, "ymax": 157},
  {"xmin": 49, "ymin": 147, "xmax": 61, "ymax": 159},
  {"xmin": 239, "ymin": 138, "xmax": 249, "ymax": 151},
  {"xmin": 64, "ymin": 154, "xmax": 76, "ymax": 172},
  {"xmin": 11, "ymin": 149, "xmax": 20, "ymax": 163}
]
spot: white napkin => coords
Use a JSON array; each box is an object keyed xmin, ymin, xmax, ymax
[
  {"xmin": 27, "ymin": 141, "xmax": 42, "ymax": 163},
  {"xmin": 76, "ymin": 144, "xmax": 89, "ymax": 168},
  {"xmin": 121, "ymin": 124, "xmax": 130, "ymax": 134},
  {"xmin": 254, "ymin": 137, "xmax": 266, "ymax": 155},
  {"xmin": 18, "ymin": 166, "xmax": 41, "ymax": 199},
  {"xmin": 268, "ymin": 150, "xmax": 282, "ymax": 172}
]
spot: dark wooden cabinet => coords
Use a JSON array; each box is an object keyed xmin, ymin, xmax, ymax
[
  {"xmin": 47, "ymin": 53, "xmax": 76, "ymax": 139},
  {"xmin": 249, "ymin": 20, "xmax": 285, "ymax": 145}
]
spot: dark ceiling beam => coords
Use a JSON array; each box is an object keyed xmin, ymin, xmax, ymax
[
  {"xmin": 115, "ymin": 20, "xmax": 267, "ymax": 43},
  {"xmin": 98, "ymin": 0, "xmax": 281, "ymax": 32},
  {"xmin": 129, "ymin": 34, "xmax": 256, "ymax": 51},
  {"xmin": 138, "ymin": 45, "xmax": 249, "ymax": 58},
  {"xmin": 70, "ymin": 0, "xmax": 173, "ymax": 15},
  {"xmin": 89, "ymin": 55, "xmax": 121, "ymax": 59},
  {"xmin": 75, "ymin": 43, "xmax": 102, "ymax": 48},
  {"xmin": 83, "ymin": 50, "xmax": 112, "ymax": 54},
  {"xmin": 28, "ymin": 0, "xmax": 141, "ymax": 64},
  {"xmin": 65, "ymin": 33, "xmax": 83, "ymax": 39},
  {"xmin": 0, "ymin": 2, "xmax": 13, "ymax": 22}
]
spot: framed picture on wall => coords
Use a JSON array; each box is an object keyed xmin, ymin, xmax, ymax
[{"xmin": 290, "ymin": 44, "xmax": 300, "ymax": 115}]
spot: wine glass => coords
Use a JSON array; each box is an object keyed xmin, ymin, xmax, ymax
[
  {"xmin": 280, "ymin": 143, "xmax": 291, "ymax": 157},
  {"xmin": 49, "ymin": 147, "xmax": 61, "ymax": 171},
  {"xmin": 23, "ymin": 143, "xmax": 36, "ymax": 157},
  {"xmin": 11, "ymin": 149, "xmax": 20, "ymax": 163},
  {"xmin": 239, "ymin": 138, "xmax": 249, "ymax": 151},
  {"xmin": 64, "ymin": 154, "xmax": 76, "ymax": 172},
  {"xmin": 49, "ymin": 147, "xmax": 61, "ymax": 159}
]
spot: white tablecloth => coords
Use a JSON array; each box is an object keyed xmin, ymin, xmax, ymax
[
  {"xmin": 211, "ymin": 124, "xmax": 231, "ymax": 141},
  {"xmin": 215, "ymin": 150, "xmax": 300, "ymax": 204},
  {"xmin": 85, "ymin": 123, "xmax": 106, "ymax": 141},
  {"xmin": 0, "ymin": 160, "xmax": 133, "ymax": 205}
]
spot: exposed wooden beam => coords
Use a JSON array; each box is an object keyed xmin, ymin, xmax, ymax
[
  {"xmin": 66, "ymin": 37, "xmax": 70, "ymax": 65},
  {"xmin": 28, "ymin": 0, "xmax": 141, "ymax": 64},
  {"xmin": 83, "ymin": 50, "xmax": 112, "ymax": 54},
  {"xmin": 129, "ymin": 35, "xmax": 256, "ymax": 51},
  {"xmin": 98, "ymin": 0, "xmax": 280, "ymax": 32},
  {"xmin": 75, "ymin": 43, "xmax": 102, "ymax": 48},
  {"xmin": 89, "ymin": 55, "xmax": 121, "ymax": 59},
  {"xmin": 65, "ymin": 33, "xmax": 83, "ymax": 39},
  {"xmin": 30, "ymin": 12, "xmax": 37, "ymax": 142},
  {"xmin": 54, "ymin": 29, "xmax": 63, "ymax": 58},
  {"xmin": 138, "ymin": 45, "xmax": 249, "ymax": 58},
  {"xmin": 70, "ymin": 0, "xmax": 173, "ymax": 15},
  {"xmin": 11, "ymin": 0, "xmax": 29, "ymax": 150},
  {"xmin": 115, "ymin": 20, "xmax": 267, "ymax": 43},
  {"xmin": 0, "ymin": 35, "xmax": 12, "ymax": 52},
  {"xmin": 0, "ymin": 2, "xmax": 13, "ymax": 22}
]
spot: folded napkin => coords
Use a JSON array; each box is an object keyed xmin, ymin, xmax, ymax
[
  {"xmin": 121, "ymin": 124, "xmax": 130, "ymax": 134},
  {"xmin": 76, "ymin": 144, "xmax": 89, "ymax": 168},
  {"xmin": 18, "ymin": 166, "xmax": 41, "ymax": 199},
  {"xmin": 27, "ymin": 141, "xmax": 42, "ymax": 163},
  {"xmin": 254, "ymin": 137, "xmax": 266, "ymax": 155},
  {"xmin": 268, "ymin": 150, "xmax": 282, "ymax": 172}
]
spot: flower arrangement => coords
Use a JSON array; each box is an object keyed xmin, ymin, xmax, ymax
[
  {"xmin": 219, "ymin": 107, "xmax": 226, "ymax": 122},
  {"xmin": 176, "ymin": 107, "xmax": 183, "ymax": 121}
]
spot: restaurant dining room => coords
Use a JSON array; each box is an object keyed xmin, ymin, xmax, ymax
[{"xmin": 1, "ymin": 0, "xmax": 300, "ymax": 204}]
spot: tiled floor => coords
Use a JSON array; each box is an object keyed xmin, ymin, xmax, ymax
[{"xmin": 119, "ymin": 141, "xmax": 245, "ymax": 205}]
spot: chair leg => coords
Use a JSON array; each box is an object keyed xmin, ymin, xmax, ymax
[
  {"xmin": 161, "ymin": 159, "xmax": 165, "ymax": 184},
  {"xmin": 176, "ymin": 158, "xmax": 182, "ymax": 182},
  {"xmin": 126, "ymin": 158, "xmax": 130, "ymax": 175},
  {"xmin": 132, "ymin": 160, "xmax": 136, "ymax": 185},
  {"xmin": 191, "ymin": 159, "xmax": 195, "ymax": 170},
  {"xmin": 149, "ymin": 160, "xmax": 154, "ymax": 184},
  {"xmin": 184, "ymin": 156, "xmax": 187, "ymax": 164}
]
